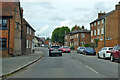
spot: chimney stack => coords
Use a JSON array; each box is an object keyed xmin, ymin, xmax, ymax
[
  {"xmin": 98, "ymin": 11, "xmax": 106, "ymax": 18},
  {"xmin": 115, "ymin": 2, "xmax": 120, "ymax": 10}
]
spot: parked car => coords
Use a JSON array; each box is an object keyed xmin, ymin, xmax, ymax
[
  {"xmin": 83, "ymin": 47, "xmax": 96, "ymax": 55},
  {"xmin": 97, "ymin": 47, "xmax": 113, "ymax": 59},
  {"xmin": 49, "ymin": 45, "xmax": 62, "ymax": 56},
  {"xmin": 79, "ymin": 47, "xmax": 86, "ymax": 54},
  {"xmin": 77, "ymin": 47, "xmax": 86, "ymax": 54},
  {"xmin": 109, "ymin": 44, "xmax": 120, "ymax": 62},
  {"xmin": 77, "ymin": 47, "xmax": 80, "ymax": 53},
  {"xmin": 62, "ymin": 46, "xmax": 71, "ymax": 53}
]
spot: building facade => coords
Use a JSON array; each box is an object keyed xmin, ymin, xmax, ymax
[
  {"xmin": 22, "ymin": 18, "xmax": 35, "ymax": 54},
  {"xmin": 0, "ymin": 2, "xmax": 23, "ymax": 57},
  {"xmin": 65, "ymin": 27, "xmax": 91, "ymax": 50},
  {"xmin": 90, "ymin": 2, "xmax": 120, "ymax": 45},
  {"xmin": 90, "ymin": 2, "xmax": 120, "ymax": 52}
]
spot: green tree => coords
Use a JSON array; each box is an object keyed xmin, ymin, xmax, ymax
[{"xmin": 51, "ymin": 26, "xmax": 70, "ymax": 45}]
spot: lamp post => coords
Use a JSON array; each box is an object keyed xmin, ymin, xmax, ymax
[{"xmin": 104, "ymin": 17, "xmax": 106, "ymax": 47}]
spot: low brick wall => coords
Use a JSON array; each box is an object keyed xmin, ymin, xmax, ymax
[{"xmin": 95, "ymin": 40, "xmax": 119, "ymax": 53}]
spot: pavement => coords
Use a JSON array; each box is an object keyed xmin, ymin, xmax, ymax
[
  {"xmin": 6, "ymin": 47, "xmax": 119, "ymax": 79},
  {"xmin": 0, "ymin": 47, "xmax": 44, "ymax": 79}
]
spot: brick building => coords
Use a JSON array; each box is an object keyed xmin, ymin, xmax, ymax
[
  {"xmin": 90, "ymin": 2, "xmax": 120, "ymax": 52},
  {"xmin": 22, "ymin": 18, "xmax": 35, "ymax": 54},
  {"xmin": 0, "ymin": 2, "xmax": 23, "ymax": 57},
  {"xmin": 64, "ymin": 26, "xmax": 91, "ymax": 50}
]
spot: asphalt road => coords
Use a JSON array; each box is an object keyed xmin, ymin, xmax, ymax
[{"xmin": 7, "ymin": 47, "xmax": 119, "ymax": 78}]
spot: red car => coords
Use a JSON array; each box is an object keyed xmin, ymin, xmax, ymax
[
  {"xmin": 110, "ymin": 44, "xmax": 120, "ymax": 62},
  {"xmin": 62, "ymin": 46, "xmax": 71, "ymax": 53}
]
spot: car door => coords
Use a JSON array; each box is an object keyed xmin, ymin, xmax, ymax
[{"xmin": 99, "ymin": 48, "xmax": 103, "ymax": 58}]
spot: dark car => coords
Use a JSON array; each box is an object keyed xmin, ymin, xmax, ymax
[
  {"xmin": 62, "ymin": 46, "xmax": 71, "ymax": 53},
  {"xmin": 49, "ymin": 45, "xmax": 62, "ymax": 56},
  {"xmin": 83, "ymin": 47, "xmax": 96, "ymax": 55},
  {"xmin": 110, "ymin": 44, "xmax": 120, "ymax": 62}
]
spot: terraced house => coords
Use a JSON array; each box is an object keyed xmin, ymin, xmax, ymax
[
  {"xmin": 0, "ymin": 1, "xmax": 23, "ymax": 57},
  {"xmin": 64, "ymin": 26, "xmax": 91, "ymax": 50},
  {"xmin": 90, "ymin": 2, "xmax": 120, "ymax": 52}
]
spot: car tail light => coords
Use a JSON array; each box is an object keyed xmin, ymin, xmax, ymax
[
  {"xmin": 50, "ymin": 49, "xmax": 53, "ymax": 51},
  {"xmin": 106, "ymin": 51, "xmax": 110, "ymax": 53}
]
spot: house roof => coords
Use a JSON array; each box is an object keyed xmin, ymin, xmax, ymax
[
  {"xmin": 0, "ymin": 1, "xmax": 20, "ymax": 17},
  {"xmin": 90, "ymin": 10, "xmax": 115, "ymax": 24},
  {"xmin": 68, "ymin": 29, "xmax": 90, "ymax": 35},
  {"xmin": 23, "ymin": 18, "xmax": 35, "ymax": 32}
]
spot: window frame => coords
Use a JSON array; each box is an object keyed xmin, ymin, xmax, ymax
[
  {"xmin": 0, "ymin": 19, "xmax": 7, "ymax": 30},
  {"xmin": 0, "ymin": 38, "xmax": 7, "ymax": 49}
]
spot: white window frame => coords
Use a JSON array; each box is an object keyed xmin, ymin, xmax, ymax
[
  {"xmin": 98, "ymin": 21, "xmax": 100, "ymax": 25},
  {"xmin": 91, "ymin": 30, "xmax": 93, "ymax": 36},
  {"xmin": 30, "ymin": 29, "xmax": 31, "ymax": 35},
  {"xmin": 27, "ymin": 27, "xmax": 29, "ymax": 34},
  {"xmin": 94, "ymin": 30, "xmax": 96, "ymax": 36},
  {"xmin": 98, "ymin": 29, "xmax": 100, "ymax": 35},
  {"xmin": 94, "ymin": 22, "xmax": 96, "ymax": 26},
  {"xmin": 101, "ymin": 28, "xmax": 104, "ymax": 34},
  {"xmin": 27, "ymin": 40, "xmax": 28, "ymax": 48},
  {"xmin": 81, "ymin": 33, "xmax": 85, "ymax": 38},
  {"xmin": 102, "ymin": 19, "xmax": 104, "ymax": 24}
]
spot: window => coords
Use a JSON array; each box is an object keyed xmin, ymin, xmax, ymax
[
  {"xmin": 102, "ymin": 19, "xmax": 104, "ymax": 24},
  {"xmin": 29, "ymin": 40, "xmax": 31, "ymax": 48},
  {"xmin": 91, "ymin": 39, "xmax": 94, "ymax": 43},
  {"xmin": 27, "ymin": 40, "xmax": 28, "ymax": 48},
  {"xmin": 98, "ymin": 21, "xmax": 100, "ymax": 25},
  {"xmin": 27, "ymin": 27, "xmax": 29, "ymax": 34},
  {"xmin": 30, "ymin": 29, "xmax": 31, "ymax": 35},
  {"xmin": 100, "ymin": 38, "xmax": 103, "ymax": 41},
  {"xmin": 0, "ymin": 38, "xmax": 7, "ymax": 49},
  {"xmin": 94, "ymin": 22, "xmax": 96, "ymax": 26},
  {"xmin": 16, "ymin": 22, "xmax": 19, "ymax": 30},
  {"xmin": 98, "ymin": 29, "xmax": 100, "ymax": 35},
  {"xmin": 81, "ymin": 42, "xmax": 84, "ymax": 45},
  {"xmin": 0, "ymin": 19, "xmax": 7, "ymax": 29},
  {"xmin": 94, "ymin": 30, "xmax": 96, "ymax": 36},
  {"xmin": 101, "ymin": 28, "xmax": 104, "ymax": 34},
  {"xmin": 77, "ymin": 34, "xmax": 78, "ymax": 38},
  {"xmin": 91, "ymin": 30, "xmax": 93, "ymax": 36},
  {"xmin": 81, "ymin": 33, "xmax": 85, "ymax": 38},
  {"xmin": 91, "ymin": 24, "xmax": 93, "ymax": 27}
]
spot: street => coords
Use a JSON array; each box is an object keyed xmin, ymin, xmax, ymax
[{"xmin": 7, "ymin": 47, "xmax": 118, "ymax": 78}]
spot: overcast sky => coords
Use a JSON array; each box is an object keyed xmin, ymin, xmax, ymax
[{"xmin": 20, "ymin": 0, "xmax": 119, "ymax": 38}]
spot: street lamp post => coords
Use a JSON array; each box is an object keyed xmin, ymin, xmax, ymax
[{"xmin": 104, "ymin": 18, "xmax": 106, "ymax": 47}]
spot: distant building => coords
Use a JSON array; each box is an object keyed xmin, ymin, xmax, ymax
[
  {"xmin": 90, "ymin": 2, "xmax": 120, "ymax": 52},
  {"xmin": 64, "ymin": 26, "xmax": 91, "ymax": 50}
]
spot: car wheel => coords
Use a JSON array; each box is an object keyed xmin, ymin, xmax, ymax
[
  {"xmin": 103, "ymin": 54, "xmax": 106, "ymax": 59},
  {"xmin": 98, "ymin": 53, "xmax": 100, "ymax": 58},
  {"xmin": 110, "ymin": 54, "xmax": 114, "ymax": 62},
  {"xmin": 59, "ymin": 53, "xmax": 62, "ymax": 56}
]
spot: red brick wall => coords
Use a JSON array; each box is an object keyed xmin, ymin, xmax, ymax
[{"xmin": 95, "ymin": 40, "xmax": 119, "ymax": 53}]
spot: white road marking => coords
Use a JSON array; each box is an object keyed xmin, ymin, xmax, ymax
[{"xmin": 86, "ymin": 66, "xmax": 99, "ymax": 74}]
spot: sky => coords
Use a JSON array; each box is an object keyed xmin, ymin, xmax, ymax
[{"xmin": 20, "ymin": 0, "xmax": 120, "ymax": 38}]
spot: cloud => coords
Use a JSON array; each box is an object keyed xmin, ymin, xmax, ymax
[
  {"xmin": 74, "ymin": 8, "xmax": 90, "ymax": 12},
  {"xmin": 49, "ymin": 16, "xmax": 65, "ymax": 21}
]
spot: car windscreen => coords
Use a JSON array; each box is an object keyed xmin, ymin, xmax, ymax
[
  {"xmin": 86, "ymin": 48, "xmax": 94, "ymax": 50},
  {"xmin": 109, "ymin": 48, "xmax": 113, "ymax": 50},
  {"xmin": 63, "ymin": 47, "xmax": 69, "ymax": 49},
  {"xmin": 80, "ymin": 47, "xmax": 85, "ymax": 49},
  {"xmin": 51, "ymin": 46, "xmax": 60, "ymax": 49}
]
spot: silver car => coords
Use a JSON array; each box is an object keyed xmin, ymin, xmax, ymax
[
  {"xmin": 79, "ymin": 47, "xmax": 86, "ymax": 54},
  {"xmin": 49, "ymin": 45, "xmax": 62, "ymax": 56}
]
